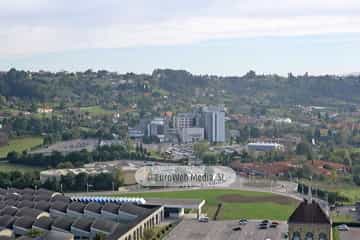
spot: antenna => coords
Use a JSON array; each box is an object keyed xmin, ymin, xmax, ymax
[{"xmin": 309, "ymin": 176, "xmax": 313, "ymax": 202}]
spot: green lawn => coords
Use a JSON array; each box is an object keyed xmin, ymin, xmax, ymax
[
  {"xmin": 331, "ymin": 212, "xmax": 354, "ymax": 223},
  {"xmin": 0, "ymin": 137, "xmax": 43, "ymax": 158},
  {"xmin": 0, "ymin": 162, "xmax": 43, "ymax": 173},
  {"xmin": 333, "ymin": 228, "xmax": 340, "ymax": 240},
  {"xmin": 110, "ymin": 189, "xmax": 299, "ymax": 221}
]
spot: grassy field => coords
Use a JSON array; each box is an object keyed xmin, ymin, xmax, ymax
[
  {"xmin": 0, "ymin": 162, "xmax": 43, "ymax": 173},
  {"xmin": 80, "ymin": 106, "xmax": 114, "ymax": 116},
  {"xmin": 111, "ymin": 189, "xmax": 299, "ymax": 221},
  {"xmin": 331, "ymin": 212, "xmax": 354, "ymax": 223},
  {"xmin": 0, "ymin": 137, "xmax": 43, "ymax": 158}
]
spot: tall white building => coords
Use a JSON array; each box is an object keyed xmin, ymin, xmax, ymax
[{"xmin": 202, "ymin": 106, "xmax": 225, "ymax": 143}]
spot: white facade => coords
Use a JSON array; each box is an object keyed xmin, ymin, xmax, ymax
[
  {"xmin": 203, "ymin": 110, "xmax": 225, "ymax": 143},
  {"xmin": 178, "ymin": 128, "xmax": 204, "ymax": 143},
  {"xmin": 247, "ymin": 142, "xmax": 285, "ymax": 152}
]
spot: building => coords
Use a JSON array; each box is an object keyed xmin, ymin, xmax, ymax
[
  {"xmin": 0, "ymin": 188, "xmax": 164, "ymax": 240},
  {"xmin": 174, "ymin": 113, "xmax": 196, "ymax": 129},
  {"xmin": 274, "ymin": 118, "xmax": 292, "ymax": 124},
  {"xmin": 178, "ymin": 128, "xmax": 204, "ymax": 143},
  {"xmin": 202, "ymin": 106, "xmax": 225, "ymax": 143},
  {"xmin": 306, "ymin": 160, "xmax": 349, "ymax": 177},
  {"xmin": 37, "ymin": 108, "xmax": 53, "ymax": 114},
  {"xmin": 230, "ymin": 160, "xmax": 296, "ymax": 177},
  {"xmin": 127, "ymin": 128, "xmax": 144, "ymax": 139},
  {"xmin": 40, "ymin": 161, "xmax": 131, "ymax": 184},
  {"xmin": 247, "ymin": 142, "xmax": 285, "ymax": 152},
  {"xmin": 147, "ymin": 117, "xmax": 165, "ymax": 142},
  {"xmin": 288, "ymin": 199, "xmax": 332, "ymax": 240}
]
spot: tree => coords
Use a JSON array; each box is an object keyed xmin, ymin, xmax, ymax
[
  {"xmin": 193, "ymin": 141, "xmax": 209, "ymax": 158},
  {"xmin": 296, "ymin": 142, "xmax": 312, "ymax": 156},
  {"xmin": 202, "ymin": 152, "xmax": 218, "ymax": 165}
]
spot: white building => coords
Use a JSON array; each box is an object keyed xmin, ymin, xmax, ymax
[
  {"xmin": 274, "ymin": 118, "xmax": 292, "ymax": 124},
  {"xmin": 37, "ymin": 108, "xmax": 53, "ymax": 114},
  {"xmin": 247, "ymin": 142, "xmax": 285, "ymax": 152},
  {"xmin": 178, "ymin": 128, "xmax": 204, "ymax": 143},
  {"xmin": 202, "ymin": 107, "xmax": 225, "ymax": 143}
]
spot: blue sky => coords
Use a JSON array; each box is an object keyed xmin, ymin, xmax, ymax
[{"xmin": 1, "ymin": 0, "xmax": 359, "ymax": 76}]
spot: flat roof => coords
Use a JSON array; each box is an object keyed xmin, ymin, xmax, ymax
[{"xmin": 144, "ymin": 198, "xmax": 205, "ymax": 209}]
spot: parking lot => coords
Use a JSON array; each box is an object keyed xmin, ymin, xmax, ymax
[
  {"xmin": 165, "ymin": 219, "xmax": 288, "ymax": 240},
  {"xmin": 339, "ymin": 227, "xmax": 360, "ymax": 240}
]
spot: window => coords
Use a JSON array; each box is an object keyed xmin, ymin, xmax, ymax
[
  {"xmin": 319, "ymin": 233, "xmax": 327, "ymax": 240},
  {"xmin": 305, "ymin": 232, "xmax": 314, "ymax": 240},
  {"xmin": 292, "ymin": 232, "xmax": 301, "ymax": 240}
]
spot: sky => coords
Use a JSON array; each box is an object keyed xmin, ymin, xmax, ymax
[{"xmin": 0, "ymin": 0, "xmax": 359, "ymax": 76}]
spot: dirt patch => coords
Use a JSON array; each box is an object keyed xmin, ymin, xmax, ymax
[{"xmin": 218, "ymin": 194, "xmax": 299, "ymax": 205}]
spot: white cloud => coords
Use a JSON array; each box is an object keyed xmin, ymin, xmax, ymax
[{"xmin": 1, "ymin": 0, "xmax": 360, "ymax": 56}]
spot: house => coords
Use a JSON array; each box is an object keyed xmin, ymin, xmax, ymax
[
  {"xmin": 37, "ymin": 108, "xmax": 53, "ymax": 114},
  {"xmin": 306, "ymin": 160, "xmax": 349, "ymax": 176},
  {"xmin": 288, "ymin": 199, "xmax": 332, "ymax": 240}
]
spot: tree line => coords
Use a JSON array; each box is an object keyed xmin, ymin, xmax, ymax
[{"xmin": 6, "ymin": 144, "xmax": 152, "ymax": 168}]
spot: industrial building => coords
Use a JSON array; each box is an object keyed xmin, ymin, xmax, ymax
[
  {"xmin": 0, "ymin": 188, "xmax": 164, "ymax": 240},
  {"xmin": 39, "ymin": 161, "xmax": 136, "ymax": 185},
  {"xmin": 247, "ymin": 142, "xmax": 285, "ymax": 152}
]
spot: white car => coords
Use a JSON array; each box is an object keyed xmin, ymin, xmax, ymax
[
  {"xmin": 337, "ymin": 224, "xmax": 350, "ymax": 231},
  {"xmin": 198, "ymin": 216, "xmax": 209, "ymax": 222}
]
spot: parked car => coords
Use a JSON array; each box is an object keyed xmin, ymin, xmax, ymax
[
  {"xmin": 350, "ymin": 208, "xmax": 356, "ymax": 212},
  {"xmin": 232, "ymin": 227, "xmax": 241, "ymax": 231},
  {"xmin": 258, "ymin": 224, "xmax": 268, "ymax": 229},
  {"xmin": 239, "ymin": 219, "xmax": 248, "ymax": 225},
  {"xmin": 337, "ymin": 224, "xmax": 349, "ymax": 231},
  {"xmin": 198, "ymin": 216, "xmax": 209, "ymax": 222},
  {"xmin": 269, "ymin": 224, "xmax": 277, "ymax": 228},
  {"xmin": 261, "ymin": 220, "xmax": 270, "ymax": 224}
]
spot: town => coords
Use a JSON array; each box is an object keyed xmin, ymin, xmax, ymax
[
  {"xmin": 0, "ymin": 68, "xmax": 360, "ymax": 239},
  {"xmin": 0, "ymin": 0, "xmax": 359, "ymax": 239}
]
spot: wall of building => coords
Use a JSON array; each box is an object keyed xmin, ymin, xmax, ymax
[
  {"xmin": 118, "ymin": 207, "xmax": 164, "ymax": 240},
  {"xmin": 288, "ymin": 223, "xmax": 332, "ymax": 240}
]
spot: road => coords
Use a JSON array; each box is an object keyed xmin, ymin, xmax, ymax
[{"xmin": 165, "ymin": 219, "xmax": 288, "ymax": 240}]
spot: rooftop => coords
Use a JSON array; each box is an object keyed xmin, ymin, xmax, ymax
[{"xmin": 288, "ymin": 200, "xmax": 331, "ymax": 224}]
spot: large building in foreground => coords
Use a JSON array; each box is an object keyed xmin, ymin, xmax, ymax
[
  {"xmin": 0, "ymin": 188, "xmax": 164, "ymax": 240},
  {"xmin": 288, "ymin": 199, "xmax": 332, "ymax": 240}
]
